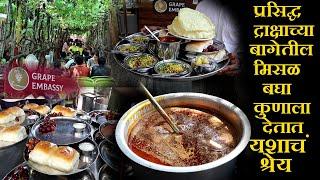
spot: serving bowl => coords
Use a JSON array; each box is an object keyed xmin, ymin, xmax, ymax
[
  {"xmin": 125, "ymin": 33, "xmax": 150, "ymax": 45},
  {"xmin": 154, "ymin": 60, "xmax": 192, "ymax": 77},
  {"xmin": 115, "ymin": 93, "xmax": 251, "ymax": 180},
  {"xmin": 191, "ymin": 56, "xmax": 217, "ymax": 74},
  {"xmin": 114, "ymin": 43, "xmax": 146, "ymax": 56},
  {"xmin": 124, "ymin": 53, "xmax": 158, "ymax": 73}
]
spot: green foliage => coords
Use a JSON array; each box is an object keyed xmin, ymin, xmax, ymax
[
  {"xmin": 46, "ymin": 0, "xmax": 111, "ymax": 32},
  {"xmin": 0, "ymin": 0, "xmax": 8, "ymax": 14}
]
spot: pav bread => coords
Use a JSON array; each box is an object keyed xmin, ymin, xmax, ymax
[
  {"xmin": 0, "ymin": 125, "xmax": 27, "ymax": 142},
  {"xmin": 32, "ymin": 105, "xmax": 50, "ymax": 115},
  {"xmin": 4, "ymin": 106, "xmax": 25, "ymax": 117},
  {"xmin": 23, "ymin": 103, "xmax": 39, "ymax": 110},
  {"xmin": 185, "ymin": 40, "xmax": 213, "ymax": 52},
  {"xmin": 51, "ymin": 105, "xmax": 76, "ymax": 117},
  {"xmin": 0, "ymin": 111, "xmax": 16, "ymax": 124},
  {"xmin": 48, "ymin": 146, "xmax": 80, "ymax": 172},
  {"xmin": 29, "ymin": 141, "xmax": 79, "ymax": 173},
  {"xmin": 29, "ymin": 141, "xmax": 58, "ymax": 165},
  {"xmin": 168, "ymin": 8, "xmax": 215, "ymax": 39}
]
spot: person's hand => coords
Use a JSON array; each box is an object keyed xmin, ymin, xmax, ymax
[
  {"xmin": 217, "ymin": 53, "xmax": 240, "ymax": 76},
  {"xmin": 140, "ymin": 26, "xmax": 163, "ymax": 34}
]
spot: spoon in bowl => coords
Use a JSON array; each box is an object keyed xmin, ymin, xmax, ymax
[
  {"xmin": 139, "ymin": 82, "xmax": 180, "ymax": 134},
  {"xmin": 144, "ymin": 26, "xmax": 161, "ymax": 42}
]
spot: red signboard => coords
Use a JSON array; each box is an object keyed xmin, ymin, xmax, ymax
[{"xmin": 3, "ymin": 66, "xmax": 79, "ymax": 99}]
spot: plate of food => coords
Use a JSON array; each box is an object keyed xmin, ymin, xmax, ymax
[
  {"xmin": 154, "ymin": 60, "xmax": 192, "ymax": 77},
  {"xmin": 31, "ymin": 116, "xmax": 91, "ymax": 145},
  {"xmin": 114, "ymin": 43, "xmax": 146, "ymax": 56},
  {"xmin": 124, "ymin": 53, "xmax": 158, "ymax": 73},
  {"xmin": 24, "ymin": 138, "xmax": 98, "ymax": 176}
]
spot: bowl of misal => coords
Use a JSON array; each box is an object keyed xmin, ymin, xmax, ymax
[
  {"xmin": 154, "ymin": 60, "xmax": 192, "ymax": 77},
  {"xmin": 115, "ymin": 43, "xmax": 146, "ymax": 56},
  {"xmin": 124, "ymin": 53, "xmax": 158, "ymax": 73},
  {"xmin": 115, "ymin": 93, "xmax": 251, "ymax": 180},
  {"xmin": 126, "ymin": 34, "xmax": 150, "ymax": 45}
]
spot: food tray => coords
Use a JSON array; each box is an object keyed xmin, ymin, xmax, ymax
[
  {"xmin": 31, "ymin": 117, "xmax": 92, "ymax": 145},
  {"xmin": 25, "ymin": 138, "xmax": 99, "ymax": 176},
  {"xmin": 113, "ymin": 34, "xmax": 230, "ymax": 81}
]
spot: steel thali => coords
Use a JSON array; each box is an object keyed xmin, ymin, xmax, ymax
[
  {"xmin": 113, "ymin": 33, "xmax": 230, "ymax": 81},
  {"xmin": 31, "ymin": 117, "xmax": 92, "ymax": 145},
  {"xmin": 24, "ymin": 138, "xmax": 99, "ymax": 176}
]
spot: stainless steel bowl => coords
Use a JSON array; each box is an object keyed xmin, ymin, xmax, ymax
[
  {"xmin": 115, "ymin": 93, "xmax": 251, "ymax": 180},
  {"xmin": 115, "ymin": 43, "xmax": 146, "ymax": 56},
  {"xmin": 154, "ymin": 60, "xmax": 192, "ymax": 77},
  {"xmin": 156, "ymin": 37, "xmax": 181, "ymax": 60},
  {"xmin": 191, "ymin": 57, "xmax": 217, "ymax": 74},
  {"xmin": 124, "ymin": 53, "xmax": 158, "ymax": 73},
  {"xmin": 81, "ymin": 92, "xmax": 99, "ymax": 113},
  {"xmin": 125, "ymin": 33, "xmax": 150, "ymax": 45}
]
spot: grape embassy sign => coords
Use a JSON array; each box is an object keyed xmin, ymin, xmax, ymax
[
  {"xmin": 4, "ymin": 67, "xmax": 79, "ymax": 99},
  {"xmin": 153, "ymin": 0, "xmax": 186, "ymax": 13}
]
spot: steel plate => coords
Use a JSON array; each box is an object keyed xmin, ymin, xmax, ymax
[
  {"xmin": 113, "ymin": 40, "xmax": 230, "ymax": 81},
  {"xmin": 25, "ymin": 138, "xmax": 98, "ymax": 176},
  {"xmin": 31, "ymin": 117, "xmax": 92, "ymax": 145}
]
